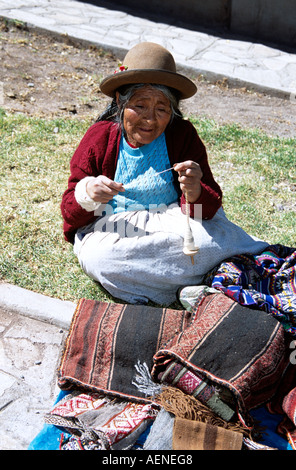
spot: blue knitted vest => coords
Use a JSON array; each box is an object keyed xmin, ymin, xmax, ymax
[{"xmin": 110, "ymin": 133, "xmax": 178, "ymax": 213}]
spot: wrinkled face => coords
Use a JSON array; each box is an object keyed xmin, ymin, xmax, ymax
[{"xmin": 117, "ymin": 85, "xmax": 172, "ymax": 147}]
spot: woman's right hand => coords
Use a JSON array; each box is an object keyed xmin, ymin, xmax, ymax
[{"xmin": 86, "ymin": 175, "xmax": 125, "ymax": 203}]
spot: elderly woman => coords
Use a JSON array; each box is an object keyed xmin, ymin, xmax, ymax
[{"xmin": 61, "ymin": 42, "xmax": 268, "ymax": 305}]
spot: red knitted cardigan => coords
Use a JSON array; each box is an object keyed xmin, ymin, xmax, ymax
[{"xmin": 61, "ymin": 117, "xmax": 222, "ymax": 243}]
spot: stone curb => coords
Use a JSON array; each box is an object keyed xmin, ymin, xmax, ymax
[{"xmin": 0, "ymin": 282, "xmax": 75, "ymax": 330}]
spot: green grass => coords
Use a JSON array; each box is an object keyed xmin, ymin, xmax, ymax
[
  {"xmin": 193, "ymin": 118, "xmax": 296, "ymax": 245},
  {"xmin": 0, "ymin": 110, "xmax": 108, "ymax": 302},
  {"xmin": 0, "ymin": 109, "xmax": 295, "ymax": 303}
]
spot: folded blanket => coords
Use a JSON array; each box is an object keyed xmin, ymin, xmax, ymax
[
  {"xmin": 58, "ymin": 301, "xmax": 187, "ymax": 402},
  {"xmin": 152, "ymin": 292, "xmax": 291, "ymax": 425},
  {"xmin": 58, "ymin": 294, "xmax": 292, "ymax": 430}
]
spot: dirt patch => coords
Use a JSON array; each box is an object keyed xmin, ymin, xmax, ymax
[{"xmin": 1, "ymin": 18, "xmax": 295, "ymax": 137}]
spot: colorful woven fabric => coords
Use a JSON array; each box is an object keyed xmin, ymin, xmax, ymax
[
  {"xmin": 152, "ymin": 293, "xmax": 291, "ymax": 426},
  {"xmin": 204, "ymin": 244, "xmax": 296, "ymax": 336},
  {"xmin": 48, "ymin": 392, "xmax": 106, "ymax": 417},
  {"xmin": 58, "ymin": 297, "xmax": 292, "ymax": 429},
  {"xmin": 45, "ymin": 391, "xmax": 157, "ymax": 450},
  {"xmin": 280, "ymin": 388, "xmax": 296, "ymax": 449},
  {"xmin": 58, "ymin": 300, "xmax": 190, "ymax": 402},
  {"xmin": 283, "ymin": 388, "xmax": 296, "ymax": 426},
  {"xmin": 60, "ymin": 436, "xmax": 101, "ymax": 450}
]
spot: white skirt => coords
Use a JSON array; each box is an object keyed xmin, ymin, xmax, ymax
[{"xmin": 74, "ymin": 205, "xmax": 269, "ymax": 305}]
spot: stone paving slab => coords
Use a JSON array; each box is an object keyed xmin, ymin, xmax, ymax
[
  {"xmin": 0, "ymin": 306, "xmax": 69, "ymax": 450},
  {"xmin": 0, "ymin": 284, "xmax": 75, "ymax": 450},
  {"xmin": 0, "ymin": 283, "xmax": 75, "ymax": 330},
  {"xmin": 0, "ymin": 0, "xmax": 296, "ymax": 97}
]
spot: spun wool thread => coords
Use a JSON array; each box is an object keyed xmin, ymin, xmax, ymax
[
  {"xmin": 156, "ymin": 386, "xmax": 253, "ymax": 438},
  {"xmin": 183, "ymin": 192, "xmax": 199, "ymax": 264}
]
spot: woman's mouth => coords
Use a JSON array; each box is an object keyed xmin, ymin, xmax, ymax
[{"xmin": 139, "ymin": 127, "xmax": 153, "ymax": 133}]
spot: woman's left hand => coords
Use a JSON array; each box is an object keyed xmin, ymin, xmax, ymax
[{"xmin": 174, "ymin": 161, "xmax": 203, "ymax": 203}]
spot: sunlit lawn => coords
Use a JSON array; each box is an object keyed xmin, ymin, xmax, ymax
[{"xmin": 0, "ymin": 109, "xmax": 295, "ymax": 303}]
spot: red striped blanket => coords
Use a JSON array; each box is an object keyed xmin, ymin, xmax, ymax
[{"xmin": 58, "ymin": 294, "xmax": 295, "ymax": 437}]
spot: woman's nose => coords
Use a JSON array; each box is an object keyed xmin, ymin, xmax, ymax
[{"xmin": 143, "ymin": 107, "xmax": 156, "ymax": 122}]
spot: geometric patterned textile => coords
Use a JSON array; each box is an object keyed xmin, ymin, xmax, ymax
[
  {"xmin": 152, "ymin": 293, "xmax": 292, "ymax": 426},
  {"xmin": 49, "ymin": 392, "xmax": 106, "ymax": 417},
  {"xmin": 58, "ymin": 296, "xmax": 293, "ymax": 429},
  {"xmin": 45, "ymin": 392, "xmax": 157, "ymax": 450},
  {"xmin": 204, "ymin": 244, "xmax": 296, "ymax": 336},
  {"xmin": 99, "ymin": 402, "xmax": 157, "ymax": 447},
  {"xmin": 58, "ymin": 300, "xmax": 190, "ymax": 403},
  {"xmin": 157, "ymin": 361, "xmax": 235, "ymax": 422}
]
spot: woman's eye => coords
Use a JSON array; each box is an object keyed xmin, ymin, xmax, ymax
[{"xmin": 157, "ymin": 108, "xmax": 170, "ymax": 114}]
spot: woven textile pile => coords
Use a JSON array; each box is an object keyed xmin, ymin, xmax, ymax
[{"xmin": 29, "ymin": 244, "xmax": 296, "ymax": 450}]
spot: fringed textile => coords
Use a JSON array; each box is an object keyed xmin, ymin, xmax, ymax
[
  {"xmin": 58, "ymin": 295, "xmax": 291, "ymax": 430},
  {"xmin": 156, "ymin": 386, "xmax": 252, "ymax": 438},
  {"xmin": 44, "ymin": 391, "xmax": 157, "ymax": 450}
]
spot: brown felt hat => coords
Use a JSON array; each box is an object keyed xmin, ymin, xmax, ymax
[{"xmin": 100, "ymin": 42, "xmax": 197, "ymax": 100}]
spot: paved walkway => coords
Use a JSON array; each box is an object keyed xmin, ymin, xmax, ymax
[
  {"xmin": 0, "ymin": 0, "xmax": 296, "ymax": 98},
  {"xmin": 0, "ymin": 0, "xmax": 295, "ymax": 450},
  {"xmin": 0, "ymin": 283, "xmax": 75, "ymax": 450}
]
